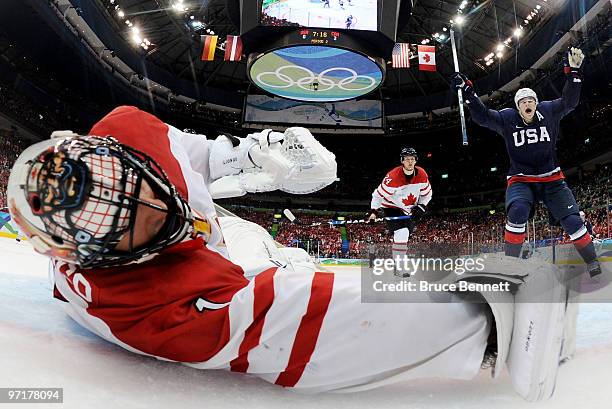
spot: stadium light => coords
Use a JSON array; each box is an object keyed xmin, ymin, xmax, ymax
[
  {"xmin": 441, "ymin": 174, "xmax": 449, "ymax": 179},
  {"xmin": 455, "ymin": 15, "xmax": 465, "ymax": 26},
  {"xmin": 490, "ymin": 167, "xmax": 497, "ymax": 172},
  {"xmin": 496, "ymin": 51, "xmax": 504, "ymax": 58},
  {"xmin": 117, "ymin": 10, "xmax": 124, "ymax": 18},
  {"xmin": 514, "ymin": 27, "xmax": 523, "ymax": 37}
]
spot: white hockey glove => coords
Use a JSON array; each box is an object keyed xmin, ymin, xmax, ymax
[
  {"xmin": 209, "ymin": 130, "xmax": 291, "ymax": 198},
  {"xmin": 567, "ymin": 47, "xmax": 584, "ymax": 69},
  {"xmin": 564, "ymin": 47, "xmax": 584, "ymax": 80},
  {"xmin": 209, "ymin": 128, "xmax": 337, "ymax": 199},
  {"xmin": 208, "ymin": 133, "xmax": 257, "ymax": 180}
]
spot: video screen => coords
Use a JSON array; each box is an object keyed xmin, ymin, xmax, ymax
[
  {"xmin": 261, "ymin": 0, "xmax": 378, "ymax": 31},
  {"xmin": 244, "ymin": 95, "xmax": 383, "ymax": 128},
  {"xmin": 248, "ymin": 45, "xmax": 384, "ymax": 102}
]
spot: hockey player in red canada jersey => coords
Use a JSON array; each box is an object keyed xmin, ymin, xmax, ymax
[
  {"xmin": 6, "ymin": 106, "xmax": 573, "ymax": 400},
  {"xmin": 368, "ymin": 147, "xmax": 432, "ymax": 268}
]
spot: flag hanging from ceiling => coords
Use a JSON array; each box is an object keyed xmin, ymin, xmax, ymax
[
  {"xmin": 417, "ymin": 45, "xmax": 436, "ymax": 72},
  {"xmin": 201, "ymin": 35, "xmax": 218, "ymax": 61},
  {"xmin": 224, "ymin": 35, "xmax": 243, "ymax": 62},
  {"xmin": 391, "ymin": 43, "xmax": 411, "ymax": 68}
]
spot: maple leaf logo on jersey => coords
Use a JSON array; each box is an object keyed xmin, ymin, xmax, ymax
[{"xmin": 402, "ymin": 193, "xmax": 417, "ymax": 207}]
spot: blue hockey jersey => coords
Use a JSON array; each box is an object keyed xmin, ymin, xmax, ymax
[{"xmin": 465, "ymin": 78, "xmax": 581, "ymax": 184}]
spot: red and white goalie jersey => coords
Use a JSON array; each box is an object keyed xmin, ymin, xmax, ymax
[
  {"xmin": 50, "ymin": 107, "xmax": 487, "ymax": 393},
  {"xmin": 371, "ymin": 165, "xmax": 432, "ymax": 214}
]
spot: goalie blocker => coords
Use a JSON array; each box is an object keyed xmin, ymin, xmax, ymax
[{"xmin": 208, "ymin": 128, "xmax": 337, "ymax": 199}]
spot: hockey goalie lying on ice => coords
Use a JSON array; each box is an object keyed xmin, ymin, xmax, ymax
[{"xmin": 5, "ymin": 106, "xmax": 581, "ymax": 401}]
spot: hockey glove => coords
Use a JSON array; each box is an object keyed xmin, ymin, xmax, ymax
[
  {"xmin": 278, "ymin": 127, "xmax": 338, "ymax": 194},
  {"xmin": 366, "ymin": 209, "xmax": 380, "ymax": 223},
  {"xmin": 411, "ymin": 204, "xmax": 426, "ymax": 220},
  {"xmin": 563, "ymin": 47, "xmax": 584, "ymax": 79},
  {"xmin": 450, "ymin": 72, "xmax": 475, "ymax": 96}
]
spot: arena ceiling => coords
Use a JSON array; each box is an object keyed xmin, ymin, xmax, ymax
[{"xmin": 95, "ymin": 0, "xmax": 559, "ymax": 101}]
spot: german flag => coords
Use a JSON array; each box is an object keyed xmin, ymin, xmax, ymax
[{"xmin": 201, "ymin": 35, "xmax": 218, "ymax": 61}]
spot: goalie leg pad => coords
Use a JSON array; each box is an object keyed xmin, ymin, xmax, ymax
[
  {"xmin": 278, "ymin": 247, "xmax": 316, "ymax": 275},
  {"xmin": 219, "ymin": 216, "xmax": 288, "ymax": 278},
  {"xmin": 507, "ymin": 264, "xmax": 567, "ymax": 402}
]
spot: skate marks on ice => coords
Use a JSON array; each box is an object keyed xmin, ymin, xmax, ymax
[{"xmin": 1, "ymin": 238, "xmax": 611, "ymax": 409}]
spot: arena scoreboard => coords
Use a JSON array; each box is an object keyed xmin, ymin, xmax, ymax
[{"xmin": 226, "ymin": 0, "xmax": 413, "ymax": 102}]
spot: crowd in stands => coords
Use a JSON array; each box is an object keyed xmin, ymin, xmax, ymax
[
  {"xmin": 260, "ymin": 13, "xmax": 300, "ymax": 28},
  {"xmin": 0, "ymin": 83, "xmax": 72, "ymax": 137},
  {"xmin": 229, "ymin": 163, "xmax": 611, "ymax": 259},
  {"xmin": 0, "ymin": 128, "xmax": 30, "ymax": 208}
]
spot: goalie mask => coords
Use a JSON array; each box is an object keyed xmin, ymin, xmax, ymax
[{"xmin": 7, "ymin": 133, "xmax": 195, "ymax": 268}]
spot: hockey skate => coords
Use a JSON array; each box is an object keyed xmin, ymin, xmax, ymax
[
  {"xmin": 586, "ymin": 260, "xmax": 602, "ymax": 279},
  {"xmin": 506, "ymin": 264, "xmax": 568, "ymax": 401}
]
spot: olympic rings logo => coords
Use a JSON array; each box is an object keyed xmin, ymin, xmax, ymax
[{"xmin": 255, "ymin": 65, "xmax": 378, "ymax": 92}]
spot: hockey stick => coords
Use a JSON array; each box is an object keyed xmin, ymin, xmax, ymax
[
  {"xmin": 450, "ymin": 29, "xmax": 469, "ymax": 146},
  {"xmin": 283, "ymin": 209, "xmax": 411, "ymax": 227}
]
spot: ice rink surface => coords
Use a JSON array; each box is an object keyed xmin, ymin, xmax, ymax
[
  {"xmin": 1, "ymin": 238, "xmax": 611, "ymax": 409},
  {"xmin": 263, "ymin": 0, "xmax": 378, "ymax": 31}
]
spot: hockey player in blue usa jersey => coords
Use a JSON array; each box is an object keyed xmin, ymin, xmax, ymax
[{"xmin": 451, "ymin": 47, "xmax": 601, "ymax": 278}]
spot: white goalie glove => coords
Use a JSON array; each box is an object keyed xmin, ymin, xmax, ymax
[{"xmin": 208, "ymin": 128, "xmax": 337, "ymax": 199}]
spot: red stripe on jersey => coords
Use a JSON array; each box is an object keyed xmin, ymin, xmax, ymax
[
  {"xmin": 504, "ymin": 230, "xmax": 526, "ymax": 244},
  {"xmin": 420, "ymin": 182, "xmax": 430, "ymax": 192},
  {"xmin": 275, "ymin": 272, "xmax": 334, "ymax": 387},
  {"xmin": 507, "ymin": 172, "xmax": 564, "ymax": 186},
  {"xmin": 381, "ymin": 203, "xmax": 400, "ymax": 209},
  {"xmin": 421, "ymin": 186, "xmax": 432, "ymax": 196},
  {"xmin": 376, "ymin": 188, "xmax": 391, "ymax": 200},
  {"xmin": 230, "ymin": 267, "xmax": 277, "ymax": 372},
  {"xmin": 89, "ymin": 106, "xmax": 189, "ymax": 199},
  {"xmin": 380, "ymin": 184, "xmax": 393, "ymax": 196},
  {"xmin": 572, "ymin": 232, "xmax": 592, "ymax": 250},
  {"xmin": 376, "ymin": 188, "xmax": 389, "ymax": 198}
]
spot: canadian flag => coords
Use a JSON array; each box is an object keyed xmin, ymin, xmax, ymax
[{"xmin": 418, "ymin": 45, "xmax": 436, "ymax": 72}]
